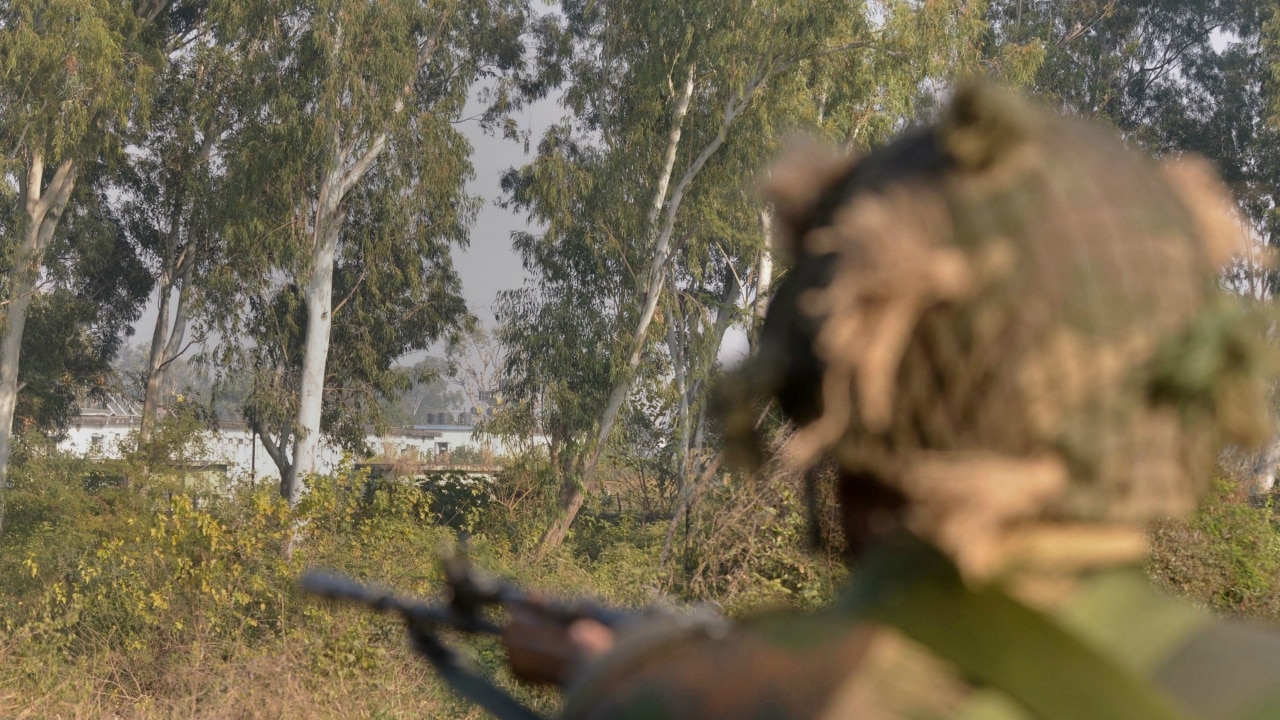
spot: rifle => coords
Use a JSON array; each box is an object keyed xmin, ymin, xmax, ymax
[{"xmin": 300, "ymin": 552, "xmax": 643, "ymax": 720}]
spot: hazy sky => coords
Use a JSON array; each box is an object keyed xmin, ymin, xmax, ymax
[{"xmin": 451, "ymin": 96, "xmax": 559, "ymax": 324}]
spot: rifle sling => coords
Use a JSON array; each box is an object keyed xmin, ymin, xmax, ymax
[
  {"xmin": 408, "ymin": 624, "xmax": 546, "ymax": 720},
  {"xmin": 841, "ymin": 535, "xmax": 1195, "ymax": 720}
]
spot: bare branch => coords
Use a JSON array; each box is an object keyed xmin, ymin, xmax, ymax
[
  {"xmin": 253, "ymin": 417, "xmax": 288, "ymax": 471},
  {"xmin": 331, "ymin": 267, "xmax": 368, "ymax": 317},
  {"xmin": 160, "ymin": 265, "xmax": 197, "ymax": 365},
  {"xmin": 337, "ymin": 133, "xmax": 388, "ymax": 199}
]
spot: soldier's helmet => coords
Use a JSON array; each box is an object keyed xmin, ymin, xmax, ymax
[{"xmin": 726, "ymin": 82, "xmax": 1274, "ymax": 575}]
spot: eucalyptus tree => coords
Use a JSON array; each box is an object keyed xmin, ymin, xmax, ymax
[
  {"xmin": 657, "ymin": 0, "xmax": 1037, "ymax": 558},
  {"xmin": 8, "ymin": 175, "xmax": 151, "ymax": 446},
  {"xmin": 500, "ymin": 0, "xmax": 1011, "ymax": 554},
  {"xmin": 121, "ymin": 7, "xmax": 242, "ymax": 446},
  {"xmin": 0, "ymin": 0, "xmax": 177, "ymax": 524},
  {"xmin": 983, "ymin": 0, "xmax": 1278, "ymax": 227},
  {"xmin": 984, "ymin": 0, "xmax": 1262, "ymax": 137},
  {"xmin": 219, "ymin": 0, "xmax": 527, "ymax": 504}
]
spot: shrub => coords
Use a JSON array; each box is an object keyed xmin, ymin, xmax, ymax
[
  {"xmin": 0, "ymin": 440, "xmax": 849, "ymax": 716},
  {"xmin": 1148, "ymin": 477, "xmax": 1280, "ymax": 622},
  {"xmin": 414, "ymin": 470, "xmax": 495, "ymax": 534}
]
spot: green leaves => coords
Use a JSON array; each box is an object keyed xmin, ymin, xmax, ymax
[
  {"xmin": 496, "ymin": 0, "xmax": 1001, "ymax": 512},
  {"xmin": 204, "ymin": 0, "xmax": 530, "ymax": 487},
  {"xmin": 0, "ymin": 0, "xmax": 163, "ymax": 164}
]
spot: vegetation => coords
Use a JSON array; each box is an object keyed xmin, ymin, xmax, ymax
[
  {"xmin": 3, "ymin": 0, "xmax": 1280, "ymax": 716},
  {"xmin": 5, "ymin": 438, "xmax": 1280, "ymax": 717},
  {"xmin": 1150, "ymin": 477, "xmax": 1280, "ymax": 622},
  {"xmin": 0, "ymin": 426, "xmax": 842, "ymax": 718}
]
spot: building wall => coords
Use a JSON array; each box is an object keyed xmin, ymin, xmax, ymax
[{"xmin": 58, "ymin": 417, "xmax": 546, "ymax": 482}]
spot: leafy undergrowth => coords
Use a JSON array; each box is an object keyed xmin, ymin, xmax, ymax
[
  {"xmin": 1148, "ymin": 477, "xmax": 1280, "ymax": 622},
  {"xmin": 0, "ymin": 449, "xmax": 842, "ymax": 718},
  {"xmin": 10, "ymin": 448, "xmax": 1274, "ymax": 719}
]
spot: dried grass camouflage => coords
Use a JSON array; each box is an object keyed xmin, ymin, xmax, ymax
[{"xmin": 727, "ymin": 82, "xmax": 1275, "ymax": 533}]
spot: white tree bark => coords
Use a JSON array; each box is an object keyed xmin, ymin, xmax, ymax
[
  {"xmin": 282, "ymin": 131, "xmax": 386, "ymax": 505},
  {"xmin": 583, "ymin": 77, "xmax": 760, "ymax": 479},
  {"xmin": 141, "ymin": 267, "xmax": 176, "ymax": 444},
  {"xmin": 285, "ymin": 192, "xmax": 343, "ymax": 504},
  {"xmin": 534, "ymin": 64, "xmax": 697, "ymax": 556},
  {"xmin": 537, "ymin": 66, "xmax": 772, "ymax": 556},
  {"xmin": 0, "ymin": 153, "xmax": 77, "ymax": 532},
  {"xmin": 666, "ymin": 289, "xmax": 691, "ymax": 483},
  {"xmin": 659, "ymin": 291, "xmax": 691, "ymax": 568},
  {"xmin": 273, "ymin": 0, "xmax": 438, "ymax": 497},
  {"xmin": 641, "ymin": 64, "xmax": 697, "ymax": 269},
  {"xmin": 140, "ymin": 240, "xmax": 195, "ymax": 445},
  {"xmin": 750, "ymin": 208, "xmax": 774, "ymax": 350},
  {"xmin": 140, "ymin": 129, "xmax": 218, "ymax": 444},
  {"xmin": 662, "ymin": 262, "xmax": 740, "ymax": 568}
]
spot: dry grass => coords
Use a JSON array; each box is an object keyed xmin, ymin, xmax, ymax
[{"xmin": 0, "ymin": 626, "xmax": 485, "ymax": 719}]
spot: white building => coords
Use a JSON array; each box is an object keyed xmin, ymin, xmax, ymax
[{"xmin": 60, "ymin": 410, "xmax": 545, "ymax": 483}]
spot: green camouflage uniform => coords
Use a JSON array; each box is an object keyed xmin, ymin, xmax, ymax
[{"xmin": 557, "ymin": 83, "xmax": 1280, "ymax": 720}]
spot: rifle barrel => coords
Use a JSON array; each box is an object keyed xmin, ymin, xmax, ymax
[{"xmin": 300, "ymin": 569, "xmax": 503, "ymax": 635}]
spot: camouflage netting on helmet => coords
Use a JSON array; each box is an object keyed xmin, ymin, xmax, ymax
[{"xmin": 728, "ymin": 82, "xmax": 1275, "ymax": 526}]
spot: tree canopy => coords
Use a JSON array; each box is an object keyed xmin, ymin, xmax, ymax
[{"xmin": 0, "ymin": 0, "xmax": 1275, "ymax": 539}]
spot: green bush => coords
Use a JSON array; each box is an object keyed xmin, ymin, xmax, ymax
[
  {"xmin": 0, "ymin": 455, "xmax": 461, "ymax": 718},
  {"xmin": 1148, "ymin": 478, "xmax": 1280, "ymax": 621},
  {"xmin": 12, "ymin": 438, "xmax": 1280, "ymax": 718},
  {"xmin": 413, "ymin": 470, "xmax": 495, "ymax": 534}
]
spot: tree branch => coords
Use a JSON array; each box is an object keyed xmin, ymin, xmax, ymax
[
  {"xmin": 337, "ymin": 133, "xmax": 387, "ymax": 199},
  {"xmin": 645, "ymin": 62, "xmax": 697, "ymax": 238},
  {"xmin": 160, "ymin": 264, "xmax": 196, "ymax": 365},
  {"xmin": 331, "ymin": 267, "xmax": 367, "ymax": 317},
  {"xmin": 134, "ymin": 0, "xmax": 171, "ymax": 23},
  {"xmin": 253, "ymin": 417, "xmax": 288, "ymax": 471},
  {"xmin": 34, "ymin": 160, "xmax": 79, "ymax": 252},
  {"xmin": 23, "ymin": 151, "xmax": 43, "ymax": 220}
]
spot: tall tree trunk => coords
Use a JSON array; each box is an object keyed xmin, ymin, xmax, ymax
[
  {"xmin": 539, "ymin": 478, "xmax": 586, "ymax": 556},
  {"xmin": 535, "ymin": 445, "xmax": 587, "ymax": 558},
  {"xmin": 282, "ymin": 129, "xmax": 385, "ymax": 505},
  {"xmin": 286, "ymin": 206, "xmax": 342, "ymax": 506},
  {"xmin": 250, "ymin": 414, "xmax": 293, "ymax": 493},
  {"xmin": 640, "ymin": 64, "xmax": 697, "ymax": 277},
  {"xmin": 140, "ymin": 273, "xmax": 174, "ymax": 445},
  {"xmin": 278, "ymin": 28, "xmax": 420, "ymax": 498},
  {"xmin": 662, "ymin": 262, "xmax": 740, "ymax": 568},
  {"xmin": 665, "ymin": 288, "xmax": 691, "ymax": 487},
  {"xmin": 749, "ymin": 208, "xmax": 774, "ymax": 352},
  {"xmin": 534, "ymin": 65, "xmax": 696, "ymax": 557},
  {"xmin": 660, "ymin": 296, "xmax": 692, "ymax": 569},
  {"xmin": 0, "ymin": 271, "xmax": 37, "ymax": 535},
  {"xmin": 585, "ymin": 79, "xmax": 762, "ymax": 467},
  {"xmin": 140, "ymin": 127, "xmax": 216, "ymax": 444},
  {"xmin": 140, "ymin": 259, "xmax": 194, "ymax": 444},
  {"xmin": 535, "ymin": 72, "xmax": 769, "ymax": 556},
  {"xmin": 0, "ymin": 153, "xmax": 77, "ymax": 533}
]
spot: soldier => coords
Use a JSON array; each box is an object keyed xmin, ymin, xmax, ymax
[{"xmin": 501, "ymin": 81, "xmax": 1280, "ymax": 719}]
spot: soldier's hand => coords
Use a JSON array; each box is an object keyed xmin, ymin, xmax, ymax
[{"xmin": 501, "ymin": 604, "xmax": 616, "ymax": 685}]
